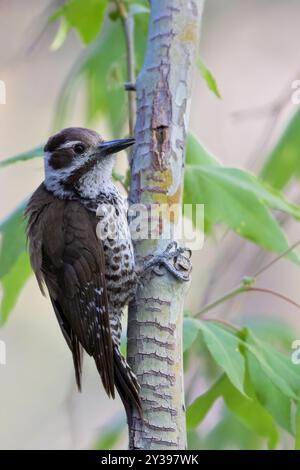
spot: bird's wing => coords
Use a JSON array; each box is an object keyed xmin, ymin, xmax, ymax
[{"xmin": 26, "ymin": 185, "xmax": 114, "ymax": 396}]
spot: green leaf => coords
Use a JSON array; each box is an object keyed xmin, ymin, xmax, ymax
[
  {"xmin": 55, "ymin": 22, "xmax": 126, "ymax": 137},
  {"xmin": 221, "ymin": 374, "xmax": 279, "ymax": 449},
  {"xmin": 242, "ymin": 329, "xmax": 300, "ymax": 401},
  {"xmin": 54, "ymin": 6, "xmax": 148, "ymax": 136},
  {"xmin": 186, "ymin": 134, "xmax": 300, "ymax": 220},
  {"xmin": 51, "ymin": 0, "xmax": 109, "ymax": 45},
  {"xmin": 197, "ymin": 58, "xmax": 221, "ymax": 99},
  {"xmin": 184, "ymin": 160, "xmax": 300, "ymax": 258},
  {"xmin": 51, "ymin": 19, "xmax": 70, "ymax": 51},
  {"xmin": 187, "ymin": 373, "xmax": 278, "ymax": 448},
  {"xmin": 187, "ymin": 430, "xmax": 204, "ymax": 450},
  {"xmin": 134, "ymin": 3, "xmax": 149, "ymax": 68},
  {"xmin": 0, "ymin": 146, "xmax": 43, "ymax": 167},
  {"xmin": 261, "ymin": 108, "xmax": 300, "ymax": 190},
  {"xmin": 296, "ymin": 403, "xmax": 300, "ymax": 450},
  {"xmin": 187, "ymin": 324, "xmax": 298, "ymax": 447},
  {"xmin": 186, "ymin": 133, "xmax": 221, "ymax": 167},
  {"xmin": 196, "ymin": 320, "xmax": 246, "ymax": 395},
  {"xmin": 246, "ymin": 316, "xmax": 296, "ymax": 350},
  {"xmin": 0, "ymin": 202, "xmax": 28, "ymax": 279},
  {"xmin": 183, "ymin": 317, "xmax": 201, "ymax": 352},
  {"xmin": 246, "ymin": 350, "xmax": 292, "ymax": 432},
  {"xmin": 186, "ymin": 375, "xmax": 225, "ymax": 431},
  {"xmin": 0, "ymin": 202, "xmax": 32, "ymax": 325},
  {"xmin": 0, "ymin": 252, "xmax": 32, "ymax": 326},
  {"xmin": 185, "ymin": 135, "xmax": 300, "ymax": 257},
  {"xmin": 203, "ymin": 411, "xmax": 263, "ymax": 450}
]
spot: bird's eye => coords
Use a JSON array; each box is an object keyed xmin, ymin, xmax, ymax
[{"xmin": 74, "ymin": 143, "xmax": 85, "ymax": 154}]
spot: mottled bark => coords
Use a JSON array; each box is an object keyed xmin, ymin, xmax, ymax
[{"xmin": 127, "ymin": 0, "xmax": 204, "ymax": 450}]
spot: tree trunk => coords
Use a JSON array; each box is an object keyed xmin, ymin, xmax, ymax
[{"xmin": 127, "ymin": 0, "xmax": 204, "ymax": 450}]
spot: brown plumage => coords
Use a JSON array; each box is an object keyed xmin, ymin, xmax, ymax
[
  {"xmin": 25, "ymin": 128, "xmax": 141, "ymax": 427},
  {"xmin": 26, "ymin": 184, "xmax": 114, "ymax": 395}
]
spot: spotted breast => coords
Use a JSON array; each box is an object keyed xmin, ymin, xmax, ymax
[{"xmin": 83, "ymin": 188, "xmax": 138, "ymax": 346}]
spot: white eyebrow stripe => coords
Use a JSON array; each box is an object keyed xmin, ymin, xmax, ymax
[{"xmin": 57, "ymin": 140, "xmax": 82, "ymax": 150}]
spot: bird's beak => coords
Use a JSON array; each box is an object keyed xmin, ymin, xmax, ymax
[{"xmin": 97, "ymin": 138, "xmax": 135, "ymax": 156}]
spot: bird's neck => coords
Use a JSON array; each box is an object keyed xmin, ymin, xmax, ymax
[{"xmin": 75, "ymin": 162, "xmax": 116, "ymax": 200}]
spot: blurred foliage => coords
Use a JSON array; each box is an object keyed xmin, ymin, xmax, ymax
[
  {"xmin": 183, "ymin": 316, "xmax": 202, "ymax": 352},
  {"xmin": 93, "ymin": 414, "xmax": 126, "ymax": 449},
  {"xmin": 0, "ymin": 203, "xmax": 31, "ymax": 326},
  {"xmin": 296, "ymin": 404, "xmax": 300, "ymax": 450},
  {"xmin": 188, "ymin": 411, "xmax": 263, "ymax": 450},
  {"xmin": 185, "ymin": 134, "xmax": 300, "ymax": 260},
  {"xmin": 54, "ymin": 1, "xmax": 149, "ymax": 137},
  {"xmin": 246, "ymin": 316, "xmax": 296, "ymax": 350},
  {"xmin": 1, "ymin": 0, "xmax": 300, "ymax": 451},
  {"xmin": 185, "ymin": 317, "xmax": 300, "ymax": 449},
  {"xmin": 197, "ymin": 58, "xmax": 222, "ymax": 99},
  {"xmin": 0, "ymin": 146, "xmax": 43, "ymax": 168},
  {"xmin": 51, "ymin": 0, "xmax": 109, "ymax": 45},
  {"xmin": 261, "ymin": 108, "xmax": 300, "ymax": 190}
]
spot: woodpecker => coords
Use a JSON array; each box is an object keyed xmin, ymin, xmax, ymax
[{"xmin": 25, "ymin": 127, "xmax": 141, "ymax": 425}]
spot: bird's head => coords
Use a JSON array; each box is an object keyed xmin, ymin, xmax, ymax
[{"xmin": 43, "ymin": 127, "xmax": 134, "ymax": 198}]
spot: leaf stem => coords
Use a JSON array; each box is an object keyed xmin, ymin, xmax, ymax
[
  {"xmin": 196, "ymin": 283, "xmax": 300, "ymax": 317},
  {"xmin": 197, "ymin": 286, "xmax": 246, "ymax": 316},
  {"xmin": 202, "ymin": 317, "xmax": 239, "ymax": 332},
  {"xmin": 253, "ymin": 239, "xmax": 300, "ymax": 277},
  {"xmin": 199, "ymin": 240, "xmax": 300, "ymax": 318},
  {"xmin": 246, "ymin": 286, "xmax": 300, "ymax": 310}
]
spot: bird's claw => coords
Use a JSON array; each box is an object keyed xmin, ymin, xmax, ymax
[{"xmin": 143, "ymin": 241, "xmax": 192, "ymax": 282}]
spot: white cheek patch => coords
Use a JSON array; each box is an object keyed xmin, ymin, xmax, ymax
[
  {"xmin": 43, "ymin": 150, "xmax": 116, "ymax": 200},
  {"xmin": 44, "ymin": 150, "xmax": 91, "ymax": 198}
]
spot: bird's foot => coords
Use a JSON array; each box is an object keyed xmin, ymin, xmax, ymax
[{"xmin": 142, "ymin": 241, "xmax": 192, "ymax": 282}]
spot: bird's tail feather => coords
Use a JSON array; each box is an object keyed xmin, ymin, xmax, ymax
[
  {"xmin": 71, "ymin": 332, "xmax": 83, "ymax": 391},
  {"xmin": 113, "ymin": 346, "xmax": 142, "ymax": 427}
]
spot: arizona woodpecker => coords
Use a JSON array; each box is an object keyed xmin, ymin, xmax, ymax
[{"xmin": 26, "ymin": 127, "xmax": 141, "ymax": 425}]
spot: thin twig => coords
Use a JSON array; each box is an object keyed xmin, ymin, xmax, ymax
[
  {"xmin": 115, "ymin": 1, "xmax": 136, "ymax": 136},
  {"xmin": 200, "ymin": 203, "xmax": 300, "ymax": 312},
  {"xmin": 196, "ymin": 283, "xmax": 300, "ymax": 318},
  {"xmin": 253, "ymin": 238, "xmax": 300, "ymax": 277},
  {"xmin": 197, "ymin": 241, "xmax": 300, "ymax": 317},
  {"xmin": 247, "ymin": 286, "xmax": 300, "ymax": 310},
  {"xmin": 202, "ymin": 317, "xmax": 239, "ymax": 332},
  {"xmin": 122, "ymin": 15, "xmax": 136, "ymax": 136},
  {"xmin": 197, "ymin": 286, "xmax": 246, "ymax": 316}
]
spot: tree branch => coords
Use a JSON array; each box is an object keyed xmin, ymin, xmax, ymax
[
  {"xmin": 122, "ymin": 13, "xmax": 136, "ymax": 136},
  {"xmin": 196, "ymin": 284, "xmax": 300, "ymax": 317},
  {"xmin": 127, "ymin": 0, "xmax": 204, "ymax": 450},
  {"xmin": 115, "ymin": 0, "xmax": 137, "ymax": 135}
]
